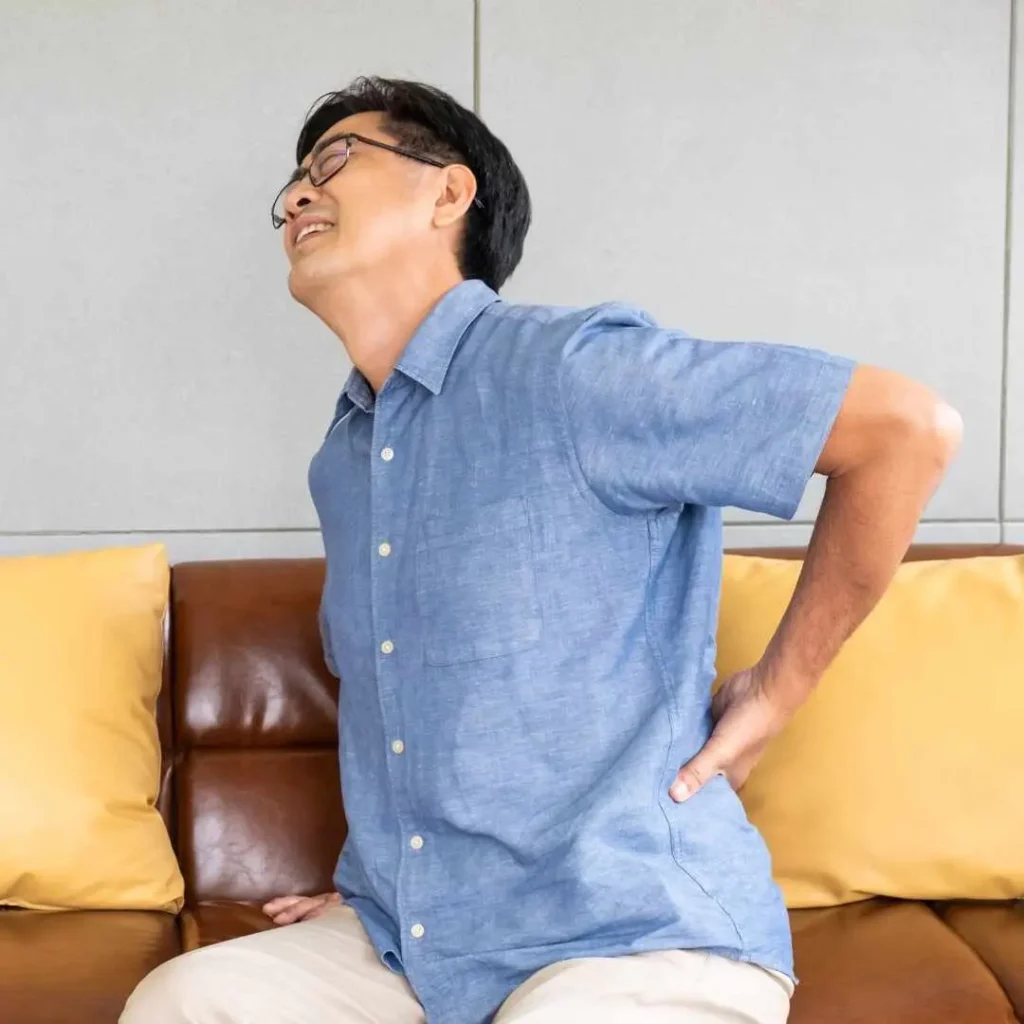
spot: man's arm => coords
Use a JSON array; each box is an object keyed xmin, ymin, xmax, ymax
[{"xmin": 670, "ymin": 365, "xmax": 963, "ymax": 800}]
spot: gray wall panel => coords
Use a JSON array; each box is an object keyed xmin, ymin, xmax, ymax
[
  {"xmin": 3, "ymin": 2, "xmax": 1016, "ymax": 556},
  {"xmin": 0, "ymin": 0, "xmax": 473, "ymax": 532},
  {"xmin": 482, "ymin": 0, "xmax": 1009, "ymax": 523}
]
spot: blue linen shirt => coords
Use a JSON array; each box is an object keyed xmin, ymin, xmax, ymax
[{"xmin": 309, "ymin": 279, "xmax": 854, "ymax": 1024}]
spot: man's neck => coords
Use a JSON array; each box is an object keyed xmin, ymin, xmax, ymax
[{"xmin": 310, "ymin": 265, "xmax": 466, "ymax": 395}]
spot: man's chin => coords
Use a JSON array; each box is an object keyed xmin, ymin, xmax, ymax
[{"xmin": 287, "ymin": 251, "xmax": 346, "ymax": 302}]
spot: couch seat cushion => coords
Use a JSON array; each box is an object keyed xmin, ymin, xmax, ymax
[
  {"xmin": 789, "ymin": 900, "xmax": 1015, "ymax": 1024},
  {"xmin": 180, "ymin": 900, "xmax": 276, "ymax": 951},
  {"xmin": 180, "ymin": 898, "xmax": 1020, "ymax": 1024},
  {"xmin": 0, "ymin": 908, "xmax": 179, "ymax": 1024},
  {"xmin": 939, "ymin": 901, "xmax": 1024, "ymax": 1018}
]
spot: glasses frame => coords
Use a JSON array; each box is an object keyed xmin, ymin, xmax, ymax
[{"xmin": 272, "ymin": 130, "xmax": 483, "ymax": 229}]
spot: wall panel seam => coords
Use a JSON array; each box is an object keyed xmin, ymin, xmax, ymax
[
  {"xmin": 473, "ymin": 0, "xmax": 481, "ymax": 113},
  {"xmin": 1000, "ymin": 0, "xmax": 1018, "ymax": 541}
]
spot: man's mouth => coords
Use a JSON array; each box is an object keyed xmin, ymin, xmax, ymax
[{"xmin": 294, "ymin": 222, "xmax": 334, "ymax": 245}]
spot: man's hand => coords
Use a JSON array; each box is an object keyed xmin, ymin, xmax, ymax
[
  {"xmin": 262, "ymin": 892, "xmax": 343, "ymax": 925},
  {"xmin": 669, "ymin": 665, "xmax": 794, "ymax": 801}
]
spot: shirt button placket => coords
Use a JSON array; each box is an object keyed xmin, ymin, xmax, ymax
[
  {"xmin": 377, "ymin": 435, "xmax": 422, "ymax": 947},
  {"xmin": 377, "ymin": 438, "xmax": 397, "ymax": 718}
]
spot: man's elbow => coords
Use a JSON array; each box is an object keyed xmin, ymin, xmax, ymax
[
  {"xmin": 896, "ymin": 386, "xmax": 963, "ymax": 470},
  {"xmin": 818, "ymin": 366, "xmax": 963, "ymax": 477},
  {"xmin": 860, "ymin": 392, "xmax": 960, "ymax": 506}
]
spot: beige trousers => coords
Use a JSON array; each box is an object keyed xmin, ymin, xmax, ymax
[{"xmin": 121, "ymin": 904, "xmax": 792, "ymax": 1024}]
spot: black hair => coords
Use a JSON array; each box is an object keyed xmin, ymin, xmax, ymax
[{"xmin": 295, "ymin": 77, "xmax": 531, "ymax": 292}]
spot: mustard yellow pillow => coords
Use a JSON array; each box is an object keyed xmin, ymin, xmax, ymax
[
  {"xmin": 718, "ymin": 553, "xmax": 1024, "ymax": 908},
  {"xmin": 0, "ymin": 544, "xmax": 183, "ymax": 912}
]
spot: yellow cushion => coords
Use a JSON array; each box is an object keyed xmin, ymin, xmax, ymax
[
  {"xmin": 717, "ymin": 553, "xmax": 1024, "ymax": 908},
  {"xmin": 0, "ymin": 545, "xmax": 183, "ymax": 912}
]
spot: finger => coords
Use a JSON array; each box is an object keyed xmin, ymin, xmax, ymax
[
  {"xmin": 272, "ymin": 896, "xmax": 323, "ymax": 925},
  {"xmin": 262, "ymin": 895, "xmax": 303, "ymax": 916},
  {"xmin": 670, "ymin": 743, "xmax": 729, "ymax": 802},
  {"xmin": 305, "ymin": 893, "xmax": 343, "ymax": 919}
]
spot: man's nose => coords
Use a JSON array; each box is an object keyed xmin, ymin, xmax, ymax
[{"xmin": 284, "ymin": 175, "xmax": 321, "ymax": 219}]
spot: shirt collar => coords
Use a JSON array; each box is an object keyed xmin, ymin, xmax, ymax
[
  {"xmin": 396, "ymin": 279, "xmax": 499, "ymax": 395},
  {"xmin": 338, "ymin": 279, "xmax": 499, "ymax": 414},
  {"xmin": 341, "ymin": 366, "xmax": 375, "ymax": 413}
]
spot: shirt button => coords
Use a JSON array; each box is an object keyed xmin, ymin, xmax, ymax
[
  {"xmin": 410, "ymin": 835, "xmax": 424, "ymax": 850},
  {"xmin": 380, "ymin": 639, "xmax": 394, "ymax": 655},
  {"xmin": 380, "ymin": 446, "xmax": 394, "ymax": 462},
  {"xmin": 378, "ymin": 541, "xmax": 392, "ymax": 557},
  {"xmin": 410, "ymin": 923, "xmax": 425, "ymax": 939},
  {"xmin": 391, "ymin": 739, "xmax": 405, "ymax": 755}
]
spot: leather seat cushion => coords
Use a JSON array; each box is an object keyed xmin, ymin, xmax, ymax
[
  {"xmin": 0, "ymin": 909, "xmax": 179, "ymax": 1024},
  {"xmin": 181, "ymin": 901, "xmax": 276, "ymax": 951},
  {"xmin": 939, "ymin": 902, "xmax": 1024, "ymax": 1018},
  {"xmin": 789, "ymin": 900, "xmax": 1015, "ymax": 1024},
  {"xmin": 178, "ymin": 897, "xmax": 1020, "ymax": 1024}
]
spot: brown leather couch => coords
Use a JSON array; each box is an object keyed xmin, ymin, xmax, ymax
[{"xmin": 2, "ymin": 547, "xmax": 1021, "ymax": 1024}]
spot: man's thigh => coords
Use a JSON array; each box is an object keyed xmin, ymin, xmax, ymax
[
  {"xmin": 120, "ymin": 904, "xmax": 425, "ymax": 1024},
  {"xmin": 494, "ymin": 949, "xmax": 792, "ymax": 1024}
]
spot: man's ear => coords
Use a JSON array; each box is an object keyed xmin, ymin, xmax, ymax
[{"xmin": 433, "ymin": 164, "xmax": 477, "ymax": 229}]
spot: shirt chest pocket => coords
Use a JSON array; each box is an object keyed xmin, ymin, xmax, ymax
[{"xmin": 415, "ymin": 497, "xmax": 542, "ymax": 666}]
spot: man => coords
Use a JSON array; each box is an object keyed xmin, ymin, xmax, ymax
[{"xmin": 123, "ymin": 77, "xmax": 962, "ymax": 1024}]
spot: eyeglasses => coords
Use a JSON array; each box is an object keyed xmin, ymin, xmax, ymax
[{"xmin": 271, "ymin": 131, "xmax": 483, "ymax": 229}]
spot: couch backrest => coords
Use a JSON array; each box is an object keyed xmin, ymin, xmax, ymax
[
  {"xmin": 164, "ymin": 559, "xmax": 344, "ymax": 907},
  {"xmin": 159, "ymin": 545, "xmax": 1023, "ymax": 908}
]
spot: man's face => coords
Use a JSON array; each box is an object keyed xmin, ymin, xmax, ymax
[{"xmin": 280, "ymin": 111, "xmax": 444, "ymax": 300}]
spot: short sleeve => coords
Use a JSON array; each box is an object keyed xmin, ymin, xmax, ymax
[{"xmin": 558, "ymin": 314, "xmax": 855, "ymax": 518}]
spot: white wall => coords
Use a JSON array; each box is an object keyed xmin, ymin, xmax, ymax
[{"xmin": 1, "ymin": 0, "xmax": 1020, "ymax": 560}]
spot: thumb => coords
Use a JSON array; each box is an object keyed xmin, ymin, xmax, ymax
[{"xmin": 670, "ymin": 740, "xmax": 727, "ymax": 803}]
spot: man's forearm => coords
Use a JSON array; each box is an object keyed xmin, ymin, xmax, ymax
[
  {"xmin": 759, "ymin": 417, "xmax": 961, "ymax": 711},
  {"xmin": 672, "ymin": 368, "xmax": 963, "ymax": 800}
]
